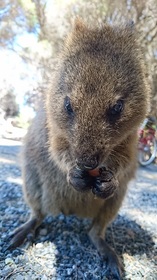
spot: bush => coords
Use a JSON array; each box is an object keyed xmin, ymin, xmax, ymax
[{"xmin": 1, "ymin": 91, "xmax": 19, "ymax": 119}]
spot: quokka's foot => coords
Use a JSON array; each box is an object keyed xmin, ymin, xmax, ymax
[
  {"xmin": 100, "ymin": 239, "xmax": 123, "ymax": 280},
  {"xmin": 89, "ymin": 230, "xmax": 123, "ymax": 280},
  {"xmin": 8, "ymin": 217, "xmax": 42, "ymax": 249}
]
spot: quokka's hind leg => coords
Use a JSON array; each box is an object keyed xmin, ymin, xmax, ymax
[
  {"xmin": 8, "ymin": 161, "xmax": 45, "ymax": 249},
  {"xmin": 89, "ymin": 187, "xmax": 126, "ymax": 280}
]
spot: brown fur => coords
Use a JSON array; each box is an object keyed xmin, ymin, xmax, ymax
[{"xmin": 11, "ymin": 19, "xmax": 150, "ymax": 279}]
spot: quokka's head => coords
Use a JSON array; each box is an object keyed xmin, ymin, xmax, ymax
[{"xmin": 47, "ymin": 18, "xmax": 150, "ymax": 170}]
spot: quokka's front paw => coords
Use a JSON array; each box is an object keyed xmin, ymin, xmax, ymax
[
  {"xmin": 68, "ymin": 166, "xmax": 94, "ymax": 192},
  {"xmin": 92, "ymin": 167, "xmax": 119, "ymax": 199}
]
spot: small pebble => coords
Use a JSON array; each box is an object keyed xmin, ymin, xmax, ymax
[
  {"xmin": 15, "ymin": 275, "xmax": 24, "ymax": 280},
  {"xmin": 35, "ymin": 243, "xmax": 43, "ymax": 248},
  {"xmin": 5, "ymin": 257, "xmax": 14, "ymax": 265},
  {"xmin": 41, "ymin": 275, "xmax": 48, "ymax": 280},
  {"xmin": 67, "ymin": 268, "xmax": 73, "ymax": 276},
  {"xmin": 40, "ymin": 228, "xmax": 47, "ymax": 236}
]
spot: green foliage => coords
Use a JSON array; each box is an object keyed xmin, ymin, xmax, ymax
[{"xmin": 18, "ymin": 0, "xmax": 38, "ymax": 31}]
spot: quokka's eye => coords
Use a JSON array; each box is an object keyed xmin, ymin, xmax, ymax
[
  {"xmin": 110, "ymin": 100, "xmax": 124, "ymax": 115},
  {"xmin": 107, "ymin": 100, "xmax": 124, "ymax": 123},
  {"xmin": 64, "ymin": 96, "xmax": 74, "ymax": 116}
]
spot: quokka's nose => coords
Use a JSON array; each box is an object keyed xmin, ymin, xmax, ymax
[{"xmin": 76, "ymin": 154, "xmax": 99, "ymax": 170}]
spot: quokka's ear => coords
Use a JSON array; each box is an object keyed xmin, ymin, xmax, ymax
[
  {"xmin": 73, "ymin": 17, "xmax": 87, "ymax": 32},
  {"xmin": 63, "ymin": 17, "xmax": 87, "ymax": 53}
]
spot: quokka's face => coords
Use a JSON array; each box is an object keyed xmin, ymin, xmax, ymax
[{"xmin": 49, "ymin": 20, "xmax": 149, "ymax": 169}]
